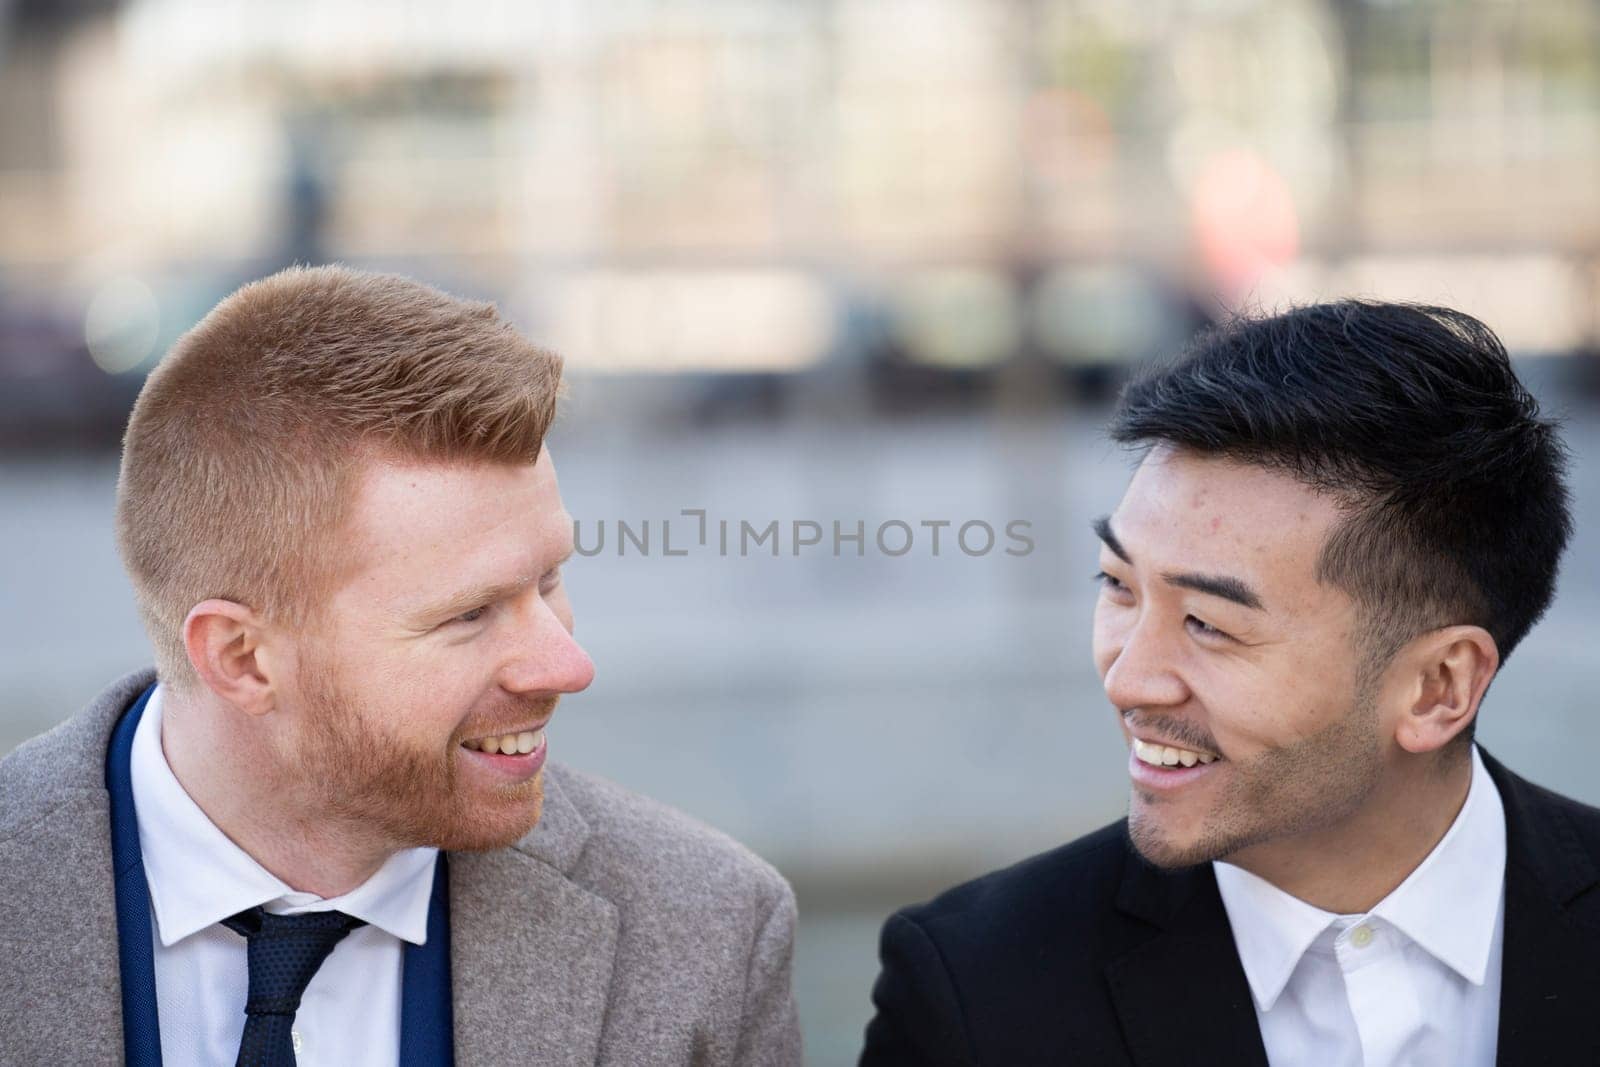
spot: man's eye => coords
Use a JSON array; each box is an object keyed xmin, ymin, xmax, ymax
[
  {"xmin": 1186, "ymin": 616, "xmax": 1229, "ymax": 641},
  {"xmin": 1093, "ymin": 571, "xmax": 1128, "ymax": 593},
  {"xmin": 454, "ymin": 605, "xmax": 489, "ymax": 624}
]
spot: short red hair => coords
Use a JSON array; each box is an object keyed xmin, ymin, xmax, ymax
[{"xmin": 116, "ymin": 265, "xmax": 564, "ymax": 688}]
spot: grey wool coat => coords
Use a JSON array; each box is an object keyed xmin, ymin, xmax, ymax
[{"xmin": 0, "ymin": 669, "xmax": 802, "ymax": 1066}]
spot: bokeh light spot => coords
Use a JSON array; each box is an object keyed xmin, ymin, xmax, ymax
[{"xmin": 85, "ymin": 277, "xmax": 160, "ymax": 374}]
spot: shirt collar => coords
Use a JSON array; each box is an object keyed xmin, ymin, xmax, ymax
[
  {"xmin": 1213, "ymin": 745, "xmax": 1506, "ymax": 1012},
  {"xmin": 1213, "ymin": 855, "xmax": 1336, "ymax": 1012},
  {"xmin": 129, "ymin": 684, "xmax": 439, "ymax": 948},
  {"xmin": 1369, "ymin": 745, "xmax": 1505, "ymax": 985}
]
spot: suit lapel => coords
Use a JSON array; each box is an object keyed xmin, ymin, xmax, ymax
[
  {"xmin": 0, "ymin": 785, "xmax": 128, "ymax": 1062},
  {"xmin": 0, "ymin": 670, "xmax": 150, "ymax": 1064},
  {"xmin": 1104, "ymin": 848, "xmax": 1270, "ymax": 1067},
  {"xmin": 1485, "ymin": 752, "xmax": 1600, "ymax": 1065},
  {"xmin": 1495, "ymin": 873, "xmax": 1600, "ymax": 1064},
  {"xmin": 448, "ymin": 772, "xmax": 619, "ymax": 1067}
]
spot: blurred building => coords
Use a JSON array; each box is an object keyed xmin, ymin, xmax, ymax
[{"xmin": 4, "ymin": 0, "xmax": 1600, "ymax": 441}]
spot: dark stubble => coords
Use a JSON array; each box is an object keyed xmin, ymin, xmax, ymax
[{"xmin": 1126, "ymin": 675, "xmax": 1385, "ymax": 869}]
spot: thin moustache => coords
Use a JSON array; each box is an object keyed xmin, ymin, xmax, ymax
[{"xmin": 1122, "ymin": 713, "xmax": 1218, "ymax": 755}]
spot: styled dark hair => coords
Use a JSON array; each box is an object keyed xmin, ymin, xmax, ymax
[{"xmin": 1109, "ymin": 300, "xmax": 1572, "ymax": 685}]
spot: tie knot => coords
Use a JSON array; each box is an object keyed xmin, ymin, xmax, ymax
[
  {"xmin": 223, "ymin": 906, "xmax": 366, "ymax": 1019},
  {"xmin": 223, "ymin": 906, "xmax": 365, "ymax": 941}
]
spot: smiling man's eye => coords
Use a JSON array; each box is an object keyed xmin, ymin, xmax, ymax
[
  {"xmin": 1093, "ymin": 571, "xmax": 1128, "ymax": 592},
  {"xmin": 454, "ymin": 605, "xmax": 489, "ymax": 624},
  {"xmin": 1186, "ymin": 615, "xmax": 1228, "ymax": 640}
]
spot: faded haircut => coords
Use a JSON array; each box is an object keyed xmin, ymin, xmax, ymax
[
  {"xmin": 116, "ymin": 265, "xmax": 563, "ymax": 689},
  {"xmin": 1108, "ymin": 301, "xmax": 1572, "ymax": 732}
]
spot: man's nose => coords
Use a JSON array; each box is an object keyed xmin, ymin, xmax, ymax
[
  {"xmin": 1101, "ymin": 617, "xmax": 1188, "ymax": 712},
  {"xmin": 500, "ymin": 603, "xmax": 596, "ymax": 696}
]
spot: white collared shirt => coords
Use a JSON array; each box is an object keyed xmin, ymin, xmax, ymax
[
  {"xmin": 130, "ymin": 685, "xmax": 439, "ymax": 1066},
  {"xmin": 1213, "ymin": 746, "xmax": 1506, "ymax": 1067}
]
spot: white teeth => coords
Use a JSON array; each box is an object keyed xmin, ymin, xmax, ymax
[
  {"xmin": 1133, "ymin": 739, "xmax": 1165, "ymax": 766},
  {"xmin": 463, "ymin": 727, "xmax": 547, "ymax": 756},
  {"xmin": 1133, "ymin": 737, "xmax": 1218, "ymax": 768}
]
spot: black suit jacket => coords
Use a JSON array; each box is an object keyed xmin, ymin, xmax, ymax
[{"xmin": 860, "ymin": 752, "xmax": 1600, "ymax": 1066}]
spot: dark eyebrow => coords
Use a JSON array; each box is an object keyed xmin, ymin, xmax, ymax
[
  {"xmin": 1160, "ymin": 571, "xmax": 1264, "ymax": 611},
  {"xmin": 1092, "ymin": 515, "xmax": 1131, "ymax": 564},
  {"xmin": 1092, "ymin": 515, "xmax": 1266, "ymax": 612}
]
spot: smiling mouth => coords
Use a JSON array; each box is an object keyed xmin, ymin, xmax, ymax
[
  {"xmin": 460, "ymin": 726, "xmax": 546, "ymax": 756},
  {"xmin": 1132, "ymin": 737, "xmax": 1220, "ymax": 768}
]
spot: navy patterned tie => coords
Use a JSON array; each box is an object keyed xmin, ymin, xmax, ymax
[{"xmin": 222, "ymin": 906, "xmax": 367, "ymax": 1066}]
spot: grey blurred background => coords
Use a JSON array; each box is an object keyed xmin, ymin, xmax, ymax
[{"xmin": 4, "ymin": 2, "xmax": 1600, "ymax": 1063}]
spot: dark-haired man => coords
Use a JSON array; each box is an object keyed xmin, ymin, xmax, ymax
[{"xmin": 861, "ymin": 302, "xmax": 1600, "ymax": 1065}]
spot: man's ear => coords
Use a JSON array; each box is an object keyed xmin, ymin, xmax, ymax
[
  {"xmin": 1388, "ymin": 625, "xmax": 1499, "ymax": 755},
  {"xmin": 182, "ymin": 599, "xmax": 283, "ymax": 717}
]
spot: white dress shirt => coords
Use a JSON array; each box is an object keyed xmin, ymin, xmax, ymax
[
  {"xmin": 131, "ymin": 685, "xmax": 439, "ymax": 1066},
  {"xmin": 1213, "ymin": 746, "xmax": 1506, "ymax": 1067}
]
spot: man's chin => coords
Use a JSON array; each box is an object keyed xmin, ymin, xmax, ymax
[
  {"xmin": 429, "ymin": 776, "xmax": 545, "ymax": 852},
  {"xmin": 1126, "ymin": 809, "xmax": 1220, "ymax": 870}
]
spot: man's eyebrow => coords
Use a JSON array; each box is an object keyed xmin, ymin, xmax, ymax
[
  {"xmin": 1160, "ymin": 571, "xmax": 1265, "ymax": 612},
  {"xmin": 1092, "ymin": 515, "xmax": 1266, "ymax": 612},
  {"xmin": 411, "ymin": 546, "xmax": 575, "ymax": 623},
  {"xmin": 1091, "ymin": 515, "xmax": 1131, "ymax": 564},
  {"xmin": 419, "ymin": 577, "xmax": 529, "ymax": 622}
]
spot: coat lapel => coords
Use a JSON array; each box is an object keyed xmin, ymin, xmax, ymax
[
  {"xmin": 0, "ymin": 788, "xmax": 127, "ymax": 1062},
  {"xmin": 1104, "ymin": 848, "xmax": 1270, "ymax": 1067},
  {"xmin": 1485, "ymin": 753, "xmax": 1600, "ymax": 1065},
  {"xmin": 448, "ymin": 771, "xmax": 619, "ymax": 1066},
  {"xmin": 0, "ymin": 670, "xmax": 149, "ymax": 1064}
]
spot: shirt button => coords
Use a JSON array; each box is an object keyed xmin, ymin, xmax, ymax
[
  {"xmin": 1350, "ymin": 924, "xmax": 1374, "ymax": 949},
  {"xmin": 292, "ymin": 1030, "xmax": 303, "ymax": 1054}
]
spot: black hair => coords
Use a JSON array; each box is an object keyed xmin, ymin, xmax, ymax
[{"xmin": 1108, "ymin": 301, "xmax": 1572, "ymax": 694}]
